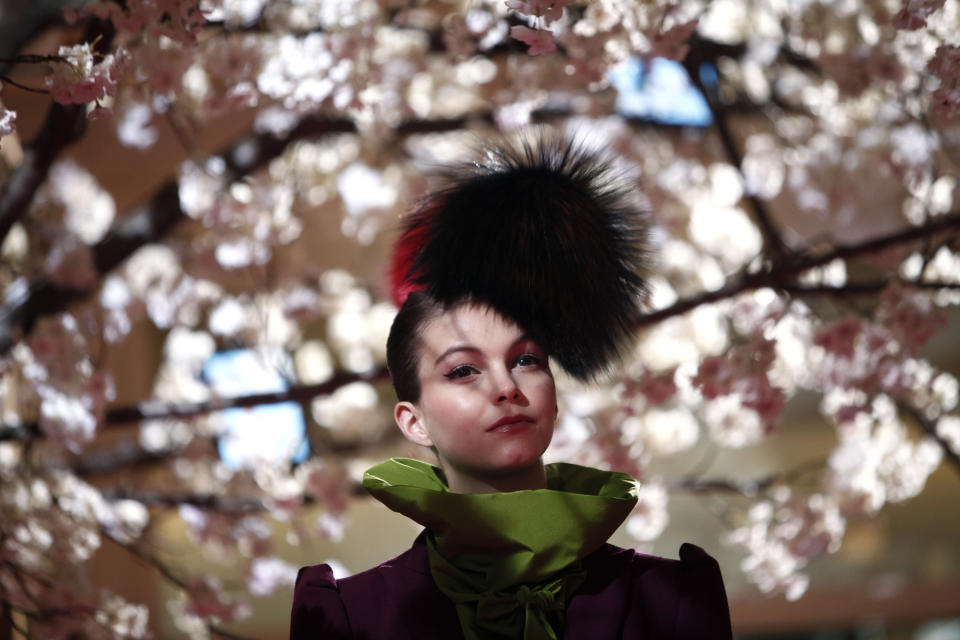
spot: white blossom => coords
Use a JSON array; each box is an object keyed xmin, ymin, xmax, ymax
[{"xmin": 247, "ymin": 556, "xmax": 299, "ymax": 596}]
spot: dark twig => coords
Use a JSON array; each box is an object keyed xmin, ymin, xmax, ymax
[
  {"xmin": 670, "ymin": 457, "xmax": 827, "ymax": 496},
  {"xmin": 105, "ymin": 366, "xmax": 390, "ymax": 423},
  {"xmin": 99, "ymin": 480, "xmax": 368, "ymax": 509},
  {"xmin": 0, "ymin": 366, "xmax": 391, "ymax": 442},
  {"xmin": 208, "ymin": 625, "xmax": 257, "ymax": 640},
  {"xmin": 3, "ymin": 608, "xmax": 31, "ymax": 640},
  {"xmin": 636, "ymin": 212, "xmax": 960, "ymax": 329},
  {"xmin": 4, "ymin": 213, "xmax": 960, "ymax": 443},
  {"xmin": 101, "ymin": 528, "xmax": 187, "ymax": 589},
  {"xmin": 780, "ymin": 280, "xmax": 960, "ymax": 296},
  {"xmin": 681, "ymin": 45, "xmax": 790, "ymax": 260},
  {"xmin": 102, "ymin": 489, "xmax": 269, "ymax": 511},
  {"xmin": 0, "ymin": 20, "xmax": 114, "ymax": 247},
  {"xmin": 101, "ymin": 529, "xmax": 257, "ymax": 640},
  {"xmin": 0, "ymin": 76, "xmax": 48, "ymax": 94},
  {"xmin": 0, "ymin": 54, "xmax": 65, "ymax": 64}
]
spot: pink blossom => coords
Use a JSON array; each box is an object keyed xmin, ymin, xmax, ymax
[
  {"xmin": 927, "ymin": 46, "xmax": 960, "ymax": 119},
  {"xmin": 504, "ymin": 0, "xmax": 572, "ymax": 25},
  {"xmin": 731, "ymin": 296, "xmax": 787, "ymax": 335},
  {"xmin": 87, "ymin": 105, "xmax": 113, "ymax": 120},
  {"xmin": 202, "ymin": 36, "xmax": 262, "ymax": 83},
  {"xmin": 692, "ymin": 356, "xmax": 735, "ymax": 398},
  {"xmin": 814, "ymin": 317, "xmax": 862, "ymax": 359},
  {"xmin": 927, "ymin": 45, "xmax": 960, "ymax": 81},
  {"xmin": 0, "ymin": 106, "xmax": 16, "ymax": 139},
  {"xmin": 738, "ymin": 335, "xmax": 778, "ymax": 373},
  {"xmin": 892, "ymin": 0, "xmax": 946, "ymax": 29},
  {"xmin": 93, "ymin": 594, "xmax": 149, "ymax": 639},
  {"xmin": 179, "ymin": 507, "xmax": 273, "ymax": 557},
  {"xmin": 443, "ymin": 14, "xmax": 479, "ymax": 60},
  {"xmin": 111, "ymin": 0, "xmax": 160, "ymax": 33},
  {"xmin": 741, "ymin": 380, "xmax": 786, "ymax": 431},
  {"xmin": 626, "ymin": 369, "xmax": 678, "ymax": 406},
  {"xmin": 70, "ymin": 0, "xmax": 206, "ymax": 44},
  {"xmin": 85, "ymin": 370, "xmax": 117, "ymax": 417},
  {"xmin": 81, "ymin": 2, "xmax": 120, "ymax": 22},
  {"xmin": 62, "ymin": 6, "xmax": 84, "ymax": 24},
  {"xmin": 509, "ymin": 25, "xmax": 557, "ymax": 56},
  {"xmin": 931, "ymin": 85, "xmax": 960, "ymax": 120},
  {"xmin": 781, "ymin": 496, "xmax": 845, "ymax": 560},
  {"xmin": 185, "ymin": 576, "xmax": 250, "ymax": 621},
  {"xmin": 647, "ymin": 20, "xmax": 698, "ymax": 61},
  {"xmin": 45, "ymin": 44, "xmax": 129, "ymax": 106},
  {"xmin": 833, "ymin": 403, "xmax": 869, "ymax": 424},
  {"xmin": 296, "ymin": 459, "xmax": 350, "ymax": 515},
  {"xmin": 137, "ymin": 38, "xmax": 192, "ymax": 96},
  {"xmin": 880, "ymin": 285, "xmax": 948, "ymax": 352},
  {"xmin": 892, "ymin": 8, "xmax": 927, "ymax": 28},
  {"xmin": 47, "ymin": 241, "xmax": 99, "ymax": 290},
  {"xmin": 558, "ymin": 31, "xmax": 615, "ymax": 87},
  {"xmin": 725, "ymin": 493, "xmax": 844, "ymax": 600}
]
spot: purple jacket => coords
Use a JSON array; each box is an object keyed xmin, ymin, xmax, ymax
[{"xmin": 290, "ymin": 532, "xmax": 733, "ymax": 639}]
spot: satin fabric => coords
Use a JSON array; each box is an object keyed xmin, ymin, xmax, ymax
[
  {"xmin": 290, "ymin": 533, "xmax": 735, "ymax": 639},
  {"xmin": 362, "ymin": 458, "xmax": 639, "ymax": 639}
]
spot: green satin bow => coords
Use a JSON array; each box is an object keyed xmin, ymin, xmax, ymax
[{"xmin": 363, "ymin": 458, "xmax": 639, "ymax": 640}]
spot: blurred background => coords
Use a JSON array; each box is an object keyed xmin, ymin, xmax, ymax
[{"xmin": 0, "ymin": 0, "xmax": 959, "ymax": 638}]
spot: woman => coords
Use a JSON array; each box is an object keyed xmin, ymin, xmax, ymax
[{"xmin": 291, "ymin": 134, "xmax": 734, "ymax": 639}]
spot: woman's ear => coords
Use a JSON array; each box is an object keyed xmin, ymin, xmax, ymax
[{"xmin": 394, "ymin": 401, "xmax": 434, "ymax": 447}]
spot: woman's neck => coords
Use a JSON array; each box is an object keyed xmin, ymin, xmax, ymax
[{"xmin": 445, "ymin": 462, "xmax": 547, "ymax": 494}]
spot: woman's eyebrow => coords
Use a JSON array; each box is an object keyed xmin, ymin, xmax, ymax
[
  {"xmin": 512, "ymin": 334, "xmax": 543, "ymax": 350},
  {"xmin": 434, "ymin": 345, "xmax": 480, "ymax": 365}
]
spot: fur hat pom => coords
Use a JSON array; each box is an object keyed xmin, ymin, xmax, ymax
[{"xmin": 390, "ymin": 132, "xmax": 651, "ymax": 379}]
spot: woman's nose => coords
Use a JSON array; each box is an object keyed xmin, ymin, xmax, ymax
[
  {"xmin": 493, "ymin": 370, "xmax": 527, "ymax": 404},
  {"xmin": 497, "ymin": 388, "xmax": 522, "ymax": 403}
]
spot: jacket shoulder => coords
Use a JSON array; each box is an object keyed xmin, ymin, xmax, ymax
[
  {"xmin": 290, "ymin": 564, "xmax": 351, "ymax": 640},
  {"xmin": 296, "ymin": 538, "xmax": 461, "ymax": 640},
  {"xmin": 628, "ymin": 543, "xmax": 733, "ymax": 640},
  {"xmin": 565, "ymin": 543, "xmax": 731, "ymax": 640}
]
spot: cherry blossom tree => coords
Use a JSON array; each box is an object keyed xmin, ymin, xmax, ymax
[{"xmin": 0, "ymin": 0, "xmax": 959, "ymax": 637}]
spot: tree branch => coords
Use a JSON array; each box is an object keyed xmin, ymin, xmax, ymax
[
  {"xmin": 0, "ymin": 76, "xmax": 48, "ymax": 94},
  {"xmin": 669, "ymin": 457, "xmax": 826, "ymax": 497},
  {"xmin": 0, "ymin": 366, "xmax": 390, "ymax": 442},
  {"xmin": 94, "ymin": 457, "xmax": 829, "ymax": 514},
  {"xmin": 99, "ymin": 484, "xmax": 366, "ymax": 511},
  {"xmin": 101, "ymin": 529, "xmax": 257, "ymax": 640},
  {"xmin": 780, "ymin": 280, "xmax": 960, "ymax": 296},
  {"xmin": 209, "ymin": 625, "xmax": 257, "ymax": 640},
  {"xmin": 102, "ymin": 489, "xmax": 271, "ymax": 512},
  {"xmin": 0, "ymin": 20, "xmax": 114, "ymax": 247},
  {"xmin": 0, "ymin": 107, "xmax": 554, "ymax": 354},
  {"xmin": 636, "ymin": 212, "xmax": 960, "ymax": 328},
  {"xmin": 4, "ymin": 212, "xmax": 959, "ymax": 444},
  {"xmin": 681, "ymin": 37, "xmax": 789, "ymax": 260},
  {"xmin": 1, "ymin": 601, "xmax": 12, "ymax": 640}
]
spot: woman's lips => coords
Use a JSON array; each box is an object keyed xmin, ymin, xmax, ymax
[{"xmin": 487, "ymin": 415, "xmax": 535, "ymax": 432}]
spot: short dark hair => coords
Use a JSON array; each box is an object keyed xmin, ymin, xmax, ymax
[{"xmin": 385, "ymin": 291, "xmax": 448, "ymax": 403}]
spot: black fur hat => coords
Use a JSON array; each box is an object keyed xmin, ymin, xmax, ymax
[{"xmin": 390, "ymin": 131, "xmax": 650, "ymax": 380}]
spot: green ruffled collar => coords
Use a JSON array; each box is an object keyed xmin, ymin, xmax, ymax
[{"xmin": 363, "ymin": 458, "xmax": 639, "ymax": 640}]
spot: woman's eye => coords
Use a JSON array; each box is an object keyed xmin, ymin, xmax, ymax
[
  {"xmin": 444, "ymin": 365, "xmax": 479, "ymax": 379},
  {"xmin": 515, "ymin": 353, "xmax": 541, "ymax": 367}
]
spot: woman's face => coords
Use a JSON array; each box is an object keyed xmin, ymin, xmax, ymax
[{"xmin": 393, "ymin": 304, "xmax": 557, "ymax": 493}]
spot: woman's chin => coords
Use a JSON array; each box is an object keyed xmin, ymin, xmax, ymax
[{"xmin": 486, "ymin": 451, "xmax": 546, "ymax": 475}]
